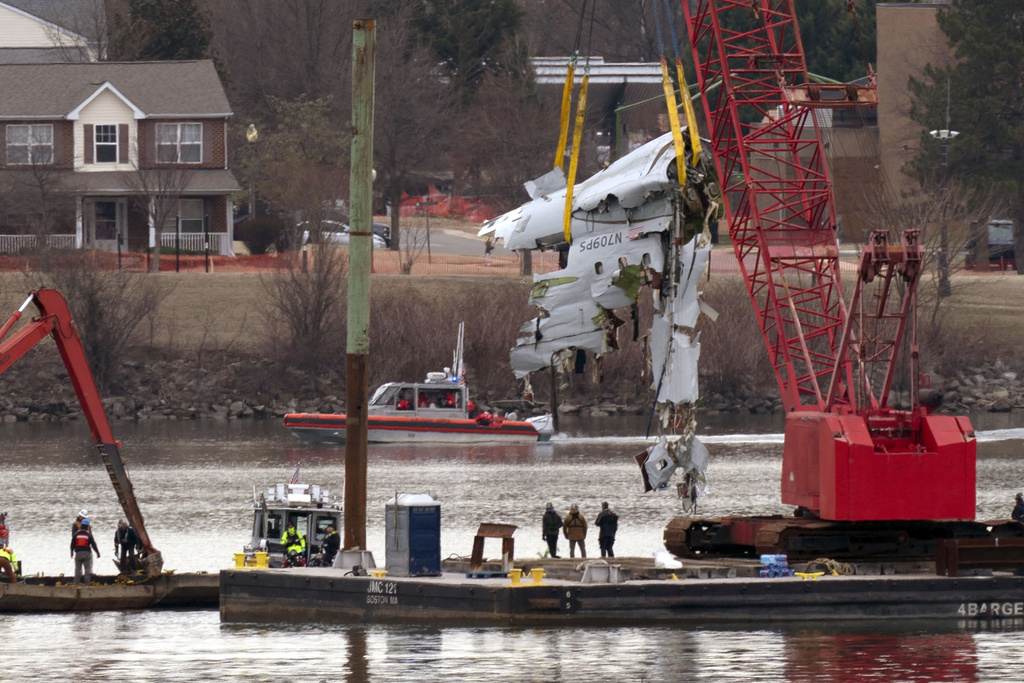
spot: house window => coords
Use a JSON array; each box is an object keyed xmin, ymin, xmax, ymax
[
  {"xmin": 180, "ymin": 199, "xmax": 204, "ymax": 232},
  {"xmin": 95, "ymin": 125, "xmax": 117, "ymax": 163},
  {"xmin": 164, "ymin": 199, "xmax": 204, "ymax": 233},
  {"xmin": 6, "ymin": 124, "xmax": 53, "ymax": 165},
  {"xmin": 156, "ymin": 123, "xmax": 201, "ymax": 163}
]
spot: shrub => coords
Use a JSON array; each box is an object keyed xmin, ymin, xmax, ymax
[{"xmin": 237, "ymin": 217, "xmax": 287, "ymax": 255}]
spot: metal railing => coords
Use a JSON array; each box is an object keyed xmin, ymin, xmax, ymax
[
  {"xmin": 159, "ymin": 232, "xmax": 229, "ymax": 254},
  {"xmin": 0, "ymin": 234, "xmax": 77, "ymax": 253}
]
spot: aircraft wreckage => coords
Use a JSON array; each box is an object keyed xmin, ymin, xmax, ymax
[{"xmin": 480, "ymin": 131, "xmax": 723, "ymax": 503}]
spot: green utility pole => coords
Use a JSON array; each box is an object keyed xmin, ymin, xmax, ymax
[{"xmin": 345, "ymin": 18, "xmax": 375, "ymax": 552}]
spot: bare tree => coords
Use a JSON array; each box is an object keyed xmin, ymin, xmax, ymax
[
  {"xmin": 24, "ymin": 252, "xmax": 172, "ymax": 393},
  {"xmin": 0, "ymin": 166, "xmax": 76, "ymax": 262},
  {"xmin": 259, "ymin": 241, "xmax": 347, "ymax": 393},
  {"xmin": 451, "ymin": 66, "xmax": 558, "ymax": 210},
  {"xmin": 396, "ymin": 214, "xmax": 434, "ymax": 275},
  {"xmin": 236, "ymin": 96, "xmax": 349, "ymax": 253},
  {"xmin": 205, "ymin": 0, "xmax": 356, "ymax": 117},
  {"xmin": 862, "ymin": 176, "xmax": 1005, "ymax": 325},
  {"xmin": 38, "ymin": 0, "xmax": 110, "ymax": 61},
  {"xmin": 374, "ymin": 6, "xmax": 455, "ymax": 252},
  {"xmin": 119, "ymin": 164, "xmax": 194, "ymax": 272}
]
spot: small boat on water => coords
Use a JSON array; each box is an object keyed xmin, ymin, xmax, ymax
[
  {"xmin": 285, "ymin": 374, "xmax": 553, "ymax": 445},
  {"xmin": 285, "ymin": 324, "xmax": 554, "ymax": 445},
  {"xmin": 239, "ymin": 481, "xmax": 343, "ymax": 568}
]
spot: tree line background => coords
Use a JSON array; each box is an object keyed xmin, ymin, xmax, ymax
[{"xmin": 5, "ymin": 0, "xmax": 1023, "ymax": 408}]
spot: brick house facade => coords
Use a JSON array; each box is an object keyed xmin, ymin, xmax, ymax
[{"xmin": 0, "ymin": 60, "xmax": 240, "ymax": 255}]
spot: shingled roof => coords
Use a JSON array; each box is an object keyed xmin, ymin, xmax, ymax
[
  {"xmin": 1, "ymin": 0, "xmax": 104, "ymax": 43},
  {"xmin": 0, "ymin": 60, "xmax": 232, "ymax": 118}
]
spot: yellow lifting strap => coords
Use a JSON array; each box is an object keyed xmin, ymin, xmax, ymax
[
  {"xmin": 675, "ymin": 60, "xmax": 703, "ymax": 164},
  {"xmin": 562, "ymin": 72, "xmax": 589, "ymax": 244},
  {"xmin": 660, "ymin": 57, "xmax": 687, "ymax": 188},
  {"xmin": 554, "ymin": 60, "xmax": 576, "ymax": 170}
]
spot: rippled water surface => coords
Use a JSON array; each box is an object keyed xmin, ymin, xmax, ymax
[{"xmin": 3, "ymin": 415, "xmax": 1024, "ymax": 682}]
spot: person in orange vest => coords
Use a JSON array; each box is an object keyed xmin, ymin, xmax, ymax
[{"xmin": 71, "ymin": 518, "xmax": 100, "ymax": 585}]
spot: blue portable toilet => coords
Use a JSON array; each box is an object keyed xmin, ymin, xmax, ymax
[{"xmin": 385, "ymin": 494, "xmax": 441, "ymax": 577}]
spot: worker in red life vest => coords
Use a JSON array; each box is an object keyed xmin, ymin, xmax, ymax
[
  {"xmin": 0, "ymin": 512, "xmax": 8, "ymax": 547},
  {"xmin": 71, "ymin": 518, "xmax": 100, "ymax": 585}
]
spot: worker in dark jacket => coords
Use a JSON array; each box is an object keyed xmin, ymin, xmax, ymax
[
  {"xmin": 1013, "ymin": 493, "xmax": 1024, "ymax": 522},
  {"xmin": 595, "ymin": 502, "xmax": 619, "ymax": 558},
  {"xmin": 322, "ymin": 525, "xmax": 341, "ymax": 566},
  {"xmin": 71, "ymin": 518, "xmax": 100, "ymax": 585},
  {"xmin": 562, "ymin": 504, "xmax": 588, "ymax": 559},
  {"xmin": 542, "ymin": 503, "xmax": 562, "ymax": 558},
  {"xmin": 114, "ymin": 519, "xmax": 141, "ymax": 574}
]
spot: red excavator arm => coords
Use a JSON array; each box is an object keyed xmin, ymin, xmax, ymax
[{"xmin": 0, "ymin": 289, "xmax": 162, "ymax": 574}]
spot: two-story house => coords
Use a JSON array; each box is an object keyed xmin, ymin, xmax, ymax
[
  {"xmin": 0, "ymin": 60, "xmax": 240, "ymax": 255},
  {"xmin": 0, "ymin": 0, "xmax": 104, "ymax": 63}
]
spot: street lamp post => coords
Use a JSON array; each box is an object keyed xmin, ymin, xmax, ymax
[
  {"xmin": 930, "ymin": 79, "xmax": 957, "ymax": 298},
  {"xmin": 930, "ymin": 127, "xmax": 959, "ymax": 299},
  {"xmin": 245, "ymin": 124, "xmax": 258, "ymax": 220}
]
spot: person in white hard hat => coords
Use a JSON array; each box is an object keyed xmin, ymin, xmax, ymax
[
  {"xmin": 71, "ymin": 518, "xmax": 100, "ymax": 585},
  {"xmin": 71, "ymin": 509, "xmax": 88, "ymax": 534}
]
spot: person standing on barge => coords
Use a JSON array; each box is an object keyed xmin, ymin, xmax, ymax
[
  {"xmin": 542, "ymin": 503, "xmax": 562, "ymax": 558},
  {"xmin": 562, "ymin": 504, "xmax": 588, "ymax": 558},
  {"xmin": 595, "ymin": 502, "xmax": 618, "ymax": 558},
  {"xmin": 1013, "ymin": 493, "xmax": 1024, "ymax": 522},
  {"xmin": 71, "ymin": 518, "xmax": 100, "ymax": 585},
  {"xmin": 114, "ymin": 519, "xmax": 141, "ymax": 573}
]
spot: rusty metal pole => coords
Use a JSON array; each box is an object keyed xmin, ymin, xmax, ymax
[{"xmin": 345, "ymin": 18, "xmax": 375, "ymax": 551}]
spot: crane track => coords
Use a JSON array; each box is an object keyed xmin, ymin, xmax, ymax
[{"xmin": 664, "ymin": 516, "xmax": 1024, "ymax": 562}]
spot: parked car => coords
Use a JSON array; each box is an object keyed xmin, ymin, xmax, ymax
[{"xmin": 300, "ymin": 220, "xmax": 386, "ymax": 249}]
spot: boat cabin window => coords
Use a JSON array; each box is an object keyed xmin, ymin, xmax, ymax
[
  {"xmin": 417, "ymin": 387, "xmax": 461, "ymax": 409},
  {"xmin": 312, "ymin": 515, "xmax": 337, "ymax": 542},
  {"xmin": 370, "ymin": 385, "xmax": 401, "ymax": 407},
  {"xmin": 261, "ymin": 512, "xmax": 284, "ymax": 541},
  {"xmin": 286, "ymin": 513, "xmax": 309, "ymax": 537}
]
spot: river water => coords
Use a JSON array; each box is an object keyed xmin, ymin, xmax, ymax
[{"xmin": 3, "ymin": 412, "xmax": 1024, "ymax": 682}]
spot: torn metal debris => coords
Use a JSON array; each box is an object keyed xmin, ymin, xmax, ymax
[{"xmin": 481, "ymin": 131, "xmax": 724, "ymax": 502}]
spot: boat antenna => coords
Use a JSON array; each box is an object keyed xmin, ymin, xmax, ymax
[{"xmin": 453, "ymin": 322, "xmax": 465, "ymax": 382}]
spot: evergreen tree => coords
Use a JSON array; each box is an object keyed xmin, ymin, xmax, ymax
[
  {"xmin": 908, "ymin": 0, "xmax": 1024, "ymax": 272},
  {"xmin": 411, "ymin": 0, "xmax": 525, "ymax": 105},
  {"xmin": 111, "ymin": 0, "xmax": 212, "ymax": 61}
]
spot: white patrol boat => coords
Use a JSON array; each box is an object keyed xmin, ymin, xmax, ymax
[
  {"xmin": 284, "ymin": 324, "xmax": 553, "ymax": 445},
  {"xmin": 240, "ymin": 482, "xmax": 342, "ymax": 568}
]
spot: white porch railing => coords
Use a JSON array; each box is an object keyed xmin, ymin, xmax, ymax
[
  {"xmin": 159, "ymin": 232, "xmax": 230, "ymax": 255},
  {"xmin": 0, "ymin": 234, "xmax": 77, "ymax": 253}
]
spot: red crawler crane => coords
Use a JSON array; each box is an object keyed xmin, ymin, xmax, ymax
[{"xmin": 665, "ymin": 0, "xmax": 986, "ymax": 559}]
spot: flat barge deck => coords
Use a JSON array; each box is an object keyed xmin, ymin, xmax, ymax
[
  {"xmin": 1, "ymin": 572, "xmax": 219, "ymax": 612},
  {"xmin": 219, "ymin": 561, "xmax": 1024, "ymax": 626}
]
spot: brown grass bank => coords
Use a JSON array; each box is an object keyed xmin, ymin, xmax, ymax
[{"xmin": 0, "ymin": 270, "xmax": 1021, "ymax": 419}]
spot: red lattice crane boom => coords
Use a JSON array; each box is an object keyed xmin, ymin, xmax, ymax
[{"xmin": 679, "ymin": 0, "xmax": 975, "ymax": 528}]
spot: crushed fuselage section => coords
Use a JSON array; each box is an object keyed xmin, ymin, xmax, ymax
[{"xmin": 483, "ymin": 131, "xmax": 724, "ymax": 501}]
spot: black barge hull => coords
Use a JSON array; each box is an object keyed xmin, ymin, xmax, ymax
[
  {"xmin": 1, "ymin": 573, "xmax": 219, "ymax": 612},
  {"xmin": 220, "ymin": 568, "xmax": 1024, "ymax": 626}
]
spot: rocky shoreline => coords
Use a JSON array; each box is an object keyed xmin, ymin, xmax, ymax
[{"xmin": 0, "ymin": 352, "xmax": 1021, "ymax": 424}]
